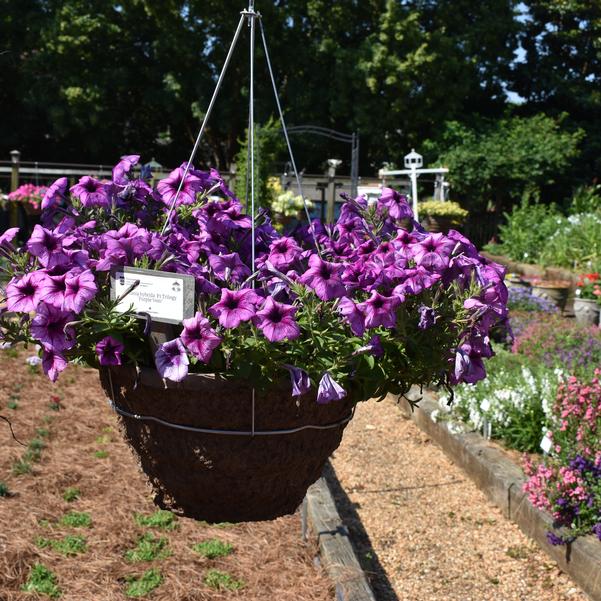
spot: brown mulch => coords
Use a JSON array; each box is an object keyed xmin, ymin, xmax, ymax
[
  {"xmin": 0, "ymin": 347, "xmax": 333, "ymax": 601},
  {"xmin": 329, "ymin": 398, "xmax": 587, "ymax": 601}
]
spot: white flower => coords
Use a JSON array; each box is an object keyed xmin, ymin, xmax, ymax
[
  {"xmin": 26, "ymin": 355, "xmax": 42, "ymax": 366},
  {"xmin": 0, "ymin": 342, "xmax": 12, "ymax": 350}
]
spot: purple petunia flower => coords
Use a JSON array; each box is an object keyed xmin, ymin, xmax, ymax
[
  {"xmin": 112, "ymin": 155, "xmax": 140, "ymax": 185},
  {"xmin": 299, "ymin": 254, "xmax": 347, "ymax": 301},
  {"xmin": 181, "ymin": 312, "xmax": 221, "ymax": 363},
  {"xmin": 42, "ymin": 348, "xmax": 68, "ymax": 382},
  {"xmin": 357, "ymin": 291, "xmax": 400, "ymax": 329},
  {"xmin": 26, "ymin": 225, "xmax": 68, "ymax": 269},
  {"xmin": 209, "ymin": 288, "xmax": 260, "ymax": 329},
  {"xmin": 418, "ymin": 305, "xmax": 436, "ymax": 330},
  {"xmin": 38, "ymin": 272, "xmax": 69, "ymax": 309},
  {"xmin": 254, "ymin": 298, "xmax": 300, "ymax": 342},
  {"xmin": 95, "ymin": 336, "xmax": 124, "ymax": 366},
  {"xmin": 317, "ymin": 372, "xmax": 347, "ymax": 404},
  {"xmin": 412, "ymin": 233, "xmax": 455, "ymax": 271},
  {"xmin": 546, "ymin": 532, "xmax": 567, "ymax": 546},
  {"xmin": 157, "ymin": 164, "xmax": 202, "ymax": 207},
  {"xmin": 42, "ymin": 177, "xmax": 68, "ymax": 211},
  {"xmin": 70, "ymin": 176, "xmax": 110, "ymax": 209},
  {"xmin": 283, "ymin": 364, "xmax": 312, "ymax": 397},
  {"xmin": 63, "ymin": 270, "xmax": 97, "ymax": 313},
  {"xmin": 5, "ymin": 271, "xmax": 48, "ymax": 313},
  {"xmin": 209, "ymin": 252, "xmax": 251, "ymax": 283},
  {"xmin": 155, "ymin": 338, "xmax": 189, "ymax": 382},
  {"xmin": 267, "ymin": 237, "xmax": 302, "ymax": 271},
  {"xmin": 338, "ymin": 297, "xmax": 366, "ymax": 336},
  {"xmin": 452, "ymin": 344, "xmax": 486, "ymax": 385},
  {"xmin": 0, "ymin": 227, "xmax": 19, "ymax": 250},
  {"xmin": 378, "ymin": 187, "xmax": 413, "ymax": 221},
  {"xmin": 31, "ymin": 304, "xmax": 76, "ymax": 352}
]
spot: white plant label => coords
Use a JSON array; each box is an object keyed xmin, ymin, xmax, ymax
[
  {"xmin": 540, "ymin": 434, "xmax": 553, "ymax": 454},
  {"xmin": 110, "ymin": 267, "xmax": 195, "ymax": 325}
]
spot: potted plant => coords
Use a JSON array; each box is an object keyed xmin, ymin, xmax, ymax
[
  {"xmin": 7, "ymin": 183, "xmax": 47, "ymax": 216},
  {"xmin": 418, "ymin": 200, "xmax": 468, "ymax": 233},
  {"xmin": 531, "ymin": 278, "xmax": 571, "ymax": 312},
  {"xmin": 0, "ymin": 157, "xmax": 509, "ymax": 523},
  {"xmin": 574, "ymin": 273, "xmax": 601, "ymax": 326}
]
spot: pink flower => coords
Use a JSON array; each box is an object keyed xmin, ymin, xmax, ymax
[{"xmin": 181, "ymin": 313, "xmax": 221, "ymax": 363}]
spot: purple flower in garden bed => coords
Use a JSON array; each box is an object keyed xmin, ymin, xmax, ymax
[
  {"xmin": 181, "ymin": 313, "xmax": 221, "ymax": 363},
  {"xmin": 95, "ymin": 336, "xmax": 125, "ymax": 366},
  {"xmin": 155, "ymin": 338, "xmax": 189, "ymax": 382},
  {"xmin": 254, "ymin": 298, "xmax": 300, "ymax": 342}
]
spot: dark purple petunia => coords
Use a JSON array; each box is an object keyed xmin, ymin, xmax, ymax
[
  {"xmin": 254, "ymin": 298, "xmax": 300, "ymax": 342},
  {"xmin": 42, "ymin": 348, "xmax": 68, "ymax": 382},
  {"xmin": 209, "ymin": 252, "xmax": 251, "ymax": 283},
  {"xmin": 112, "ymin": 155, "xmax": 140, "ymax": 185},
  {"xmin": 95, "ymin": 336, "xmax": 124, "ymax": 366},
  {"xmin": 5, "ymin": 271, "xmax": 48, "ymax": 313},
  {"xmin": 30, "ymin": 304, "xmax": 75, "ymax": 352},
  {"xmin": 357, "ymin": 291, "xmax": 400, "ymax": 329},
  {"xmin": 317, "ymin": 372, "xmax": 347, "ymax": 404},
  {"xmin": 209, "ymin": 288, "xmax": 260, "ymax": 329},
  {"xmin": 418, "ymin": 305, "xmax": 436, "ymax": 330},
  {"xmin": 155, "ymin": 338, "xmax": 189, "ymax": 382},
  {"xmin": 42, "ymin": 177, "xmax": 68, "ymax": 211},
  {"xmin": 338, "ymin": 297, "xmax": 366, "ymax": 336},
  {"xmin": 452, "ymin": 344, "xmax": 486, "ymax": 385},
  {"xmin": 157, "ymin": 164, "xmax": 202, "ymax": 207},
  {"xmin": 283, "ymin": 364, "xmax": 312, "ymax": 397},
  {"xmin": 181, "ymin": 312, "xmax": 221, "ymax": 363},
  {"xmin": 299, "ymin": 254, "xmax": 346, "ymax": 301},
  {"xmin": 70, "ymin": 176, "xmax": 110, "ymax": 209}
]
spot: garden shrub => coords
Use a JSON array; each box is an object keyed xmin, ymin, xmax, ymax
[
  {"xmin": 439, "ymin": 349, "xmax": 561, "ymax": 452},
  {"xmin": 513, "ymin": 315, "xmax": 601, "ymax": 378},
  {"xmin": 523, "ymin": 371, "xmax": 601, "ymax": 544}
]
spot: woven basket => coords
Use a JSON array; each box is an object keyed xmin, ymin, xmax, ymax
[{"xmin": 99, "ymin": 366, "xmax": 355, "ymax": 523}]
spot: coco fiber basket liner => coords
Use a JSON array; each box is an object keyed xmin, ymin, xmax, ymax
[{"xmin": 99, "ymin": 366, "xmax": 355, "ymax": 523}]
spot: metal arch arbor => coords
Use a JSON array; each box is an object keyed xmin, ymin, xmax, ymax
[{"xmin": 285, "ymin": 125, "xmax": 360, "ymax": 198}]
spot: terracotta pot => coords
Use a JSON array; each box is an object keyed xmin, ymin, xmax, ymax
[
  {"xmin": 99, "ymin": 366, "xmax": 355, "ymax": 523},
  {"xmin": 531, "ymin": 284, "xmax": 570, "ymax": 312},
  {"xmin": 573, "ymin": 298, "xmax": 600, "ymax": 327}
]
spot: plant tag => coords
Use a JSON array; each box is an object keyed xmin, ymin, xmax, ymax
[
  {"xmin": 540, "ymin": 433, "xmax": 553, "ymax": 454},
  {"xmin": 480, "ymin": 398, "xmax": 491, "ymax": 412},
  {"xmin": 110, "ymin": 266, "xmax": 195, "ymax": 325}
]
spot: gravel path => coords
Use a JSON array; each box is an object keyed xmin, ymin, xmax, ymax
[{"xmin": 329, "ymin": 398, "xmax": 587, "ymax": 601}]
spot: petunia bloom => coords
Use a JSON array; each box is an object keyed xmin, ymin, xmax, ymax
[
  {"xmin": 42, "ymin": 348, "xmax": 68, "ymax": 382},
  {"xmin": 209, "ymin": 288, "xmax": 260, "ymax": 329},
  {"xmin": 30, "ymin": 304, "xmax": 75, "ymax": 352},
  {"xmin": 96, "ymin": 336, "xmax": 125, "ymax": 366},
  {"xmin": 112, "ymin": 155, "xmax": 140, "ymax": 185},
  {"xmin": 418, "ymin": 305, "xmax": 436, "ymax": 330},
  {"xmin": 283, "ymin": 364, "xmax": 312, "ymax": 397},
  {"xmin": 70, "ymin": 176, "xmax": 110, "ymax": 209},
  {"xmin": 181, "ymin": 312, "xmax": 221, "ymax": 363},
  {"xmin": 254, "ymin": 298, "xmax": 300, "ymax": 342},
  {"xmin": 155, "ymin": 338, "xmax": 189, "ymax": 382},
  {"xmin": 299, "ymin": 254, "xmax": 346, "ymax": 301},
  {"xmin": 209, "ymin": 252, "xmax": 251, "ymax": 283},
  {"xmin": 64, "ymin": 270, "xmax": 97, "ymax": 313},
  {"xmin": 357, "ymin": 291, "xmax": 400, "ymax": 329},
  {"xmin": 157, "ymin": 164, "xmax": 202, "ymax": 207},
  {"xmin": 267, "ymin": 237, "xmax": 302, "ymax": 270},
  {"xmin": 338, "ymin": 297, "xmax": 365, "ymax": 336},
  {"xmin": 42, "ymin": 177, "xmax": 68, "ymax": 211},
  {"xmin": 317, "ymin": 372, "xmax": 347, "ymax": 404},
  {"xmin": 6, "ymin": 271, "xmax": 48, "ymax": 313}
]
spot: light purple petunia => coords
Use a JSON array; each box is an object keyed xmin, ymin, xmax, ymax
[
  {"xmin": 208, "ymin": 252, "xmax": 251, "ymax": 283},
  {"xmin": 155, "ymin": 338, "xmax": 189, "ymax": 382},
  {"xmin": 267, "ymin": 237, "xmax": 302, "ymax": 270},
  {"xmin": 26, "ymin": 225, "xmax": 68, "ymax": 269},
  {"xmin": 42, "ymin": 348, "xmax": 68, "ymax": 382},
  {"xmin": 181, "ymin": 312, "xmax": 221, "ymax": 363},
  {"xmin": 95, "ymin": 336, "xmax": 124, "ymax": 366},
  {"xmin": 0, "ymin": 227, "xmax": 19, "ymax": 250},
  {"xmin": 5, "ymin": 271, "xmax": 48, "ymax": 313},
  {"xmin": 157, "ymin": 164, "xmax": 202, "ymax": 207},
  {"xmin": 316, "ymin": 372, "xmax": 347, "ymax": 404},
  {"xmin": 338, "ymin": 297, "xmax": 366, "ymax": 336},
  {"xmin": 299, "ymin": 254, "xmax": 346, "ymax": 301},
  {"xmin": 357, "ymin": 291, "xmax": 400, "ymax": 329},
  {"xmin": 283, "ymin": 364, "xmax": 311, "ymax": 397},
  {"xmin": 112, "ymin": 155, "xmax": 140, "ymax": 185},
  {"xmin": 38, "ymin": 272, "xmax": 69, "ymax": 309},
  {"xmin": 412, "ymin": 234, "xmax": 455, "ymax": 271},
  {"xmin": 64, "ymin": 270, "xmax": 97, "ymax": 313},
  {"xmin": 42, "ymin": 177, "xmax": 69, "ymax": 211},
  {"xmin": 254, "ymin": 298, "xmax": 300, "ymax": 342},
  {"xmin": 70, "ymin": 176, "xmax": 110, "ymax": 209},
  {"xmin": 31, "ymin": 304, "xmax": 75, "ymax": 352},
  {"xmin": 378, "ymin": 187, "xmax": 413, "ymax": 221},
  {"xmin": 209, "ymin": 288, "xmax": 260, "ymax": 329}
]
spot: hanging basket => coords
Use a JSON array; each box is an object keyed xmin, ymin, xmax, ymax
[{"xmin": 99, "ymin": 366, "xmax": 355, "ymax": 523}]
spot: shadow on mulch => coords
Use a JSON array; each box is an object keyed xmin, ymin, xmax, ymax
[{"xmin": 323, "ymin": 462, "xmax": 399, "ymax": 601}]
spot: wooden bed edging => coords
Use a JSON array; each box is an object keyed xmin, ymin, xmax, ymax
[
  {"xmin": 306, "ymin": 472, "xmax": 377, "ymax": 601},
  {"xmin": 392, "ymin": 391, "xmax": 601, "ymax": 601}
]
